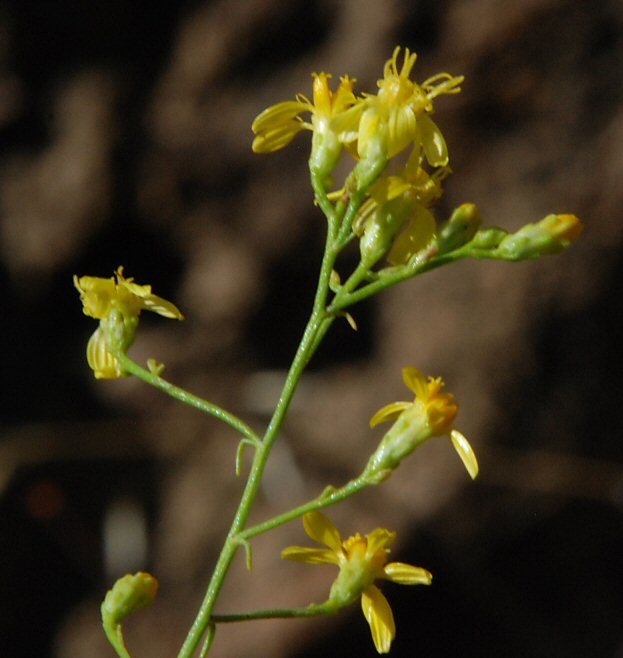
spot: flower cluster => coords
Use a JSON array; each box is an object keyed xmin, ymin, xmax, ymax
[
  {"xmin": 252, "ymin": 47, "xmax": 463, "ymax": 268},
  {"xmin": 253, "ymin": 47, "xmax": 460, "ymax": 180},
  {"xmin": 366, "ymin": 367, "xmax": 478, "ymax": 478},
  {"xmin": 74, "ymin": 267, "xmax": 183, "ymax": 379},
  {"xmin": 282, "ymin": 512, "xmax": 431, "ymax": 654},
  {"xmin": 355, "ymin": 149, "xmax": 449, "ymax": 267}
]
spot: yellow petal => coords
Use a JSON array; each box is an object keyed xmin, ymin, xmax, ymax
[
  {"xmin": 365, "ymin": 528, "xmax": 396, "ymax": 557},
  {"xmin": 87, "ymin": 327, "xmax": 124, "ymax": 379},
  {"xmin": 120, "ymin": 280, "xmax": 184, "ymax": 319},
  {"xmin": 387, "ymin": 206, "xmax": 436, "ymax": 265},
  {"xmin": 281, "ymin": 546, "xmax": 340, "ymax": 565},
  {"xmin": 140, "ymin": 294, "xmax": 184, "ymax": 319},
  {"xmin": 401, "ymin": 367, "xmax": 428, "ymax": 398},
  {"xmin": 361, "ymin": 585, "xmax": 395, "ymax": 654},
  {"xmin": 387, "ymin": 105, "xmax": 417, "ymax": 158},
  {"xmin": 74, "ymin": 275, "xmax": 116, "ymax": 319},
  {"xmin": 251, "ymin": 100, "xmax": 307, "ymax": 133},
  {"xmin": 369, "ymin": 175, "xmax": 411, "ymax": 204},
  {"xmin": 330, "ymin": 102, "xmax": 365, "ymax": 143},
  {"xmin": 252, "ymin": 122, "xmax": 306, "ymax": 153},
  {"xmin": 302, "ymin": 512, "xmax": 343, "ymax": 553},
  {"xmin": 369, "ymin": 401, "xmax": 412, "ymax": 428},
  {"xmin": 418, "ymin": 114, "xmax": 448, "ymax": 167},
  {"xmin": 383, "ymin": 562, "xmax": 432, "ymax": 585},
  {"xmin": 357, "ymin": 107, "xmax": 383, "ymax": 159},
  {"xmin": 450, "ymin": 429, "xmax": 479, "ymax": 479}
]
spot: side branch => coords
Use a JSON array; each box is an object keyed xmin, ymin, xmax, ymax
[
  {"xmin": 212, "ymin": 602, "xmax": 335, "ymax": 623},
  {"xmin": 115, "ymin": 351, "xmax": 260, "ymax": 444}
]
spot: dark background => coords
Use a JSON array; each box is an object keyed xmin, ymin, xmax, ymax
[{"xmin": 1, "ymin": 0, "xmax": 622, "ymax": 656}]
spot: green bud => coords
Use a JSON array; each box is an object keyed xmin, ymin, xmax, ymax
[
  {"xmin": 470, "ymin": 227, "xmax": 509, "ymax": 250},
  {"xmin": 438, "ymin": 203, "xmax": 482, "ymax": 253},
  {"xmin": 102, "ymin": 572, "xmax": 158, "ymax": 625},
  {"xmin": 496, "ymin": 214, "xmax": 583, "ymax": 260},
  {"xmin": 101, "ymin": 572, "xmax": 158, "ymax": 658},
  {"xmin": 329, "ymin": 554, "xmax": 375, "ymax": 608},
  {"xmin": 309, "ymin": 127, "xmax": 342, "ymax": 185},
  {"xmin": 103, "ymin": 308, "xmax": 138, "ymax": 355},
  {"xmin": 364, "ymin": 403, "xmax": 432, "ymax": 475},
  {"xmin": 354, "ymin": 125, "xmax": 389, "ymax": 192},
  {"xmin": 359, "ymin": 198, "xmax": 413, "ymax": 268}
]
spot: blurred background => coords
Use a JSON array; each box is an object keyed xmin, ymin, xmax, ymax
[{"xmin": 1, "ymin": 0, "xmax": 622, "ymax": 656}]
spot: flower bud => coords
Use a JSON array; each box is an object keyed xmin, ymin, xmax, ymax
[
  {"xmin": 497, "ymin": 214, "xmax": 583, "ymax": 259},
  {"xmin": 365, "ymin": 402, "xmax": 434, "ymax": 474},
  {"xmin": 437, "ymin": 203, "xmax": 482, "ymax": 253},
  {"xmin": 101, "ymin": 572, "xmax": 158, "ymax": 657},
  {"xmin": 470, "ymin": 226, "xmax": 508, "ymax": 250},
  {"xmin": 101, "ymin": 572, "xmax": 159, "ymax": 626},
  {"xmin": 309, "ymin": 120, "xmax": 342, "ymax": 183},
  {"xmin": 359, "ymin": 198, "xmax": 413, "ymax": 268}
]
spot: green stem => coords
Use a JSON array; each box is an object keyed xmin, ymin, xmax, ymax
[
  {"xmin": 311, "ymin": 171, "xmax": 338, "ymax": 240},
  {"xmin": 102, "ymin": 623, "xmax": 131, "ymax": 658},
  {"xmin": 335, "ymin": 157, "xmax": 388, "ymax": 248},
  {"xmin": 241, "ymin": 474, "xmax": 372, "ymax": 541},
  {"xmin": 328, "ymin": 250, "xmax": 464, "ymax": 313},
  {"xmin": 198, "ymin": 625, "xmax": 216, "ymax": 658},
  {"xmin": 115, "ymin": 352, "xmax": 260, "ymax": 445},
  {"xmin": 211, "ymin": 602, "xmax": 335, "ymax": 623},
  {"xmin": 176, "ymin": 182, "xmax": 341, "ymax": 658}
]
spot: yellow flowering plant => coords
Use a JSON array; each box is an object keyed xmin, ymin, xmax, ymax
[
  {"xmin": 281, "ymin": 511, "xmax": 432, "ymax": 654},
  {"xmin": 74, "ymin": 47, "xmax": 582, "ymax": 657}
]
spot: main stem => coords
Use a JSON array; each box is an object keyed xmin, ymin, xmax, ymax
[{"xmin": 177, "ymin": 204, "xmax": 338, "ymax": 658}]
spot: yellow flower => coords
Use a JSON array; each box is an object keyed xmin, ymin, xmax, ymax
[
  {"xmin": 282, "ymin": 511, "xmax": 432, "ymax": 654},
  {"xmin": 252, "ymin": 73, "xmax": 361, "ymax": 179},
  {"xmin": 355, "ymin": 47, "xmax": 463, "ymax": 165},
  {"xmin": 367, "ymin": 367, "xmax": 478, "ymax": 478},
  {"xmin": 356, "ymin": 148, "xmax": 448, "ymax": 266},
  {"xmin": 74, "ymin": 267, "xmax": 183, "ymax": 379}
]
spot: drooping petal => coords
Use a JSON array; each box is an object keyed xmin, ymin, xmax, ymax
[
  {"xmin": 121, "ymin": 280, "xmax": 184, "ymax": 319},
  {"xmin": 251, "ymin": 100, "xmax": 308, "ymax": 133},
  {"xmin": 281, "ymin": 546, "xmax": 340, "ymax": 565},
  {"xmin": 418, "ymin": 114, "xmax": 448, "ymax": 167},
  {"xmin": 139, "ymin": 294, "xmax": 184, "ymax": 319},
  {"xmin": 361, "ymin": 585, "xmax": 396, "ymax": 654},
  {"xmin": 369, "ymin": 401, "xmax": 412, "ymax": 428},
  {"xmin": 382, "ymin": 562, "xmax": 432, "ymax": 585},
  {"xmin": 450, "ymin": 430, "xmax": 479, "ymax": 479},
  {"xmin": 87, "ymin": 327, "xmax": 124, "ymax": 379},
  {"xmin": 252, "ymin": 122, "xmax": 307, "ymax": 153},
  {"xmin": 302, "ymin": 511, "xmax": 343, "ymax": 553}
]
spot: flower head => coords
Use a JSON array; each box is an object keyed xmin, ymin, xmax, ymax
[
  {"xmin": 252, "ymin": 73, "xmax": 361, "ymax": 179},
  {"xmin": 356, "ymin": 47, "xmax": 463, "ymax": 165},
  {"xmin": 74, "ymin": 267, "xmax": 183, "ymax": 379},
  {"xmin": 366, "ymin": 367, "xmax": 478, "ymax": 478},
  {"xmin": 356, "ymin": 148, "xmax": 448, "ymax": 266},
  {"xmin": 282, "ymin": 511, "xmax": 431, "ymax": 654}
]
